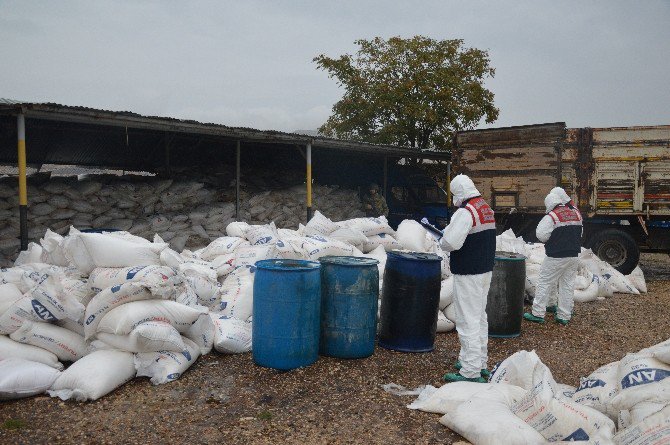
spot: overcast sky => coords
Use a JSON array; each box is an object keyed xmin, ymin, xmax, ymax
[{"xmin": 1, "ymin": 1, "xmax": 668, "ymax": 132}]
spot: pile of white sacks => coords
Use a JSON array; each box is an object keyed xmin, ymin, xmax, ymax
[
  {"xmin": 407, "ymin": 338, "xmax": 670, "ymax": 444},
  {"xmin": 0, "ymin": 212, "xmax": 647, "ymax": 402},
  {"xmin": 0, "ymin": 174, "xmax": 365, "ymax": 266}
]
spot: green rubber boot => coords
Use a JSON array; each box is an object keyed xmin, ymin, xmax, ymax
[
  {"xmin": 555, "ymin": 318, "xmax": 569, "ymax": 326},
  {"xmin": 443, "ymin": 372, "xmax": 487, "ymax": 383},
  {"xmin": 546, "ymin": 305, "xmax": 557, "ymax": 313},
  {"xmin": 455, "ymin": 361, "xmax": 490, "ymax": 379},
  {"xmin": 523, "ymin": 312, "xmax": 545, "ymax": 324}
]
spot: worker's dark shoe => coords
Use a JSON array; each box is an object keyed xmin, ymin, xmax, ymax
[
  {"xmin": 443, "ymin": 372, "xmax": 487, "ymax": 383},
  {"xmin": 546, "ymin": 305, "xmax": 557, "ymax": 313},
  {"xmin": 455, "ymin": 361, "xmax": 490, "ymax": 379},
  {"xmin": 555, "ymin": 318, "xmax": 570, "ymax": 326},
  {"xmin": 523, "ymin": 312, "xmax": 545, "ymax": 324}
]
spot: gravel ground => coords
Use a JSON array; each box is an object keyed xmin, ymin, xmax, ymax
[{"xmin": 1, "ymin": 280, "xmax": 669, "ymax": 444}]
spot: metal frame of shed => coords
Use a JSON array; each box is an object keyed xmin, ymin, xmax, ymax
[{"xmin": 0, "ymin": 101, "xmax": 450, "ymax": 249}]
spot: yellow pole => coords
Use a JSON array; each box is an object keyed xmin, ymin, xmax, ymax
[
  {"xmin": 17, "ymin": 114, "xmax": 28, "ymax": 250},
  {"xmin": 306, "ymin": 142, "xmax": 312, "ymax": 221}
]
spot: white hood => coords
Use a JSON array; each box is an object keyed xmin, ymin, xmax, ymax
[
  {"xmin": 550, "ymin": 187, "xmax": 572, "ymax": 205},
  {"xmin": 544, "ymin": 192, "xmax": 563, "ymax": 214},
  {"xmin": 450, "ymin": 174, "xmax": 480, "ymax": 207}
]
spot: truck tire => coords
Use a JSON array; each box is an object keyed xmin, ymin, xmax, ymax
[{"xmin": 588, "ymin": 228, "xmax": 639, "ymax": 275}]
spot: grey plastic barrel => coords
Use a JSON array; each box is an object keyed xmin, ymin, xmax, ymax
[{"xmin": 486, "ymin": 251, "xmax": 526, "ymax": 338}]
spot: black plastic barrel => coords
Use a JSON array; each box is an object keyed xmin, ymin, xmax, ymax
[
  {"xmin": 486, "ymin": 251, "xmax": 526, "ymax": 338},
  {"xmin": 378, "ymin": 252, "xmax": 442, "ymax": 352}
]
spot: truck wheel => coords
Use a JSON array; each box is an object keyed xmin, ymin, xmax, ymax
[{"xmin": 589, "ymin": 229, "xmax": 639, "ymax": 275}]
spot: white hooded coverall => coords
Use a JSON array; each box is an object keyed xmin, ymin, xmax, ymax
[
  {"xmin": 532, "ymin": 192, "xmax": 582, "ymax": 321},
  {"xmin": 441, "ymin": 175, "xmax": 495, "ymax": 378},
  {"xmin": 546, "ymin": 187, "xmax": 578, "ymax": 308}
]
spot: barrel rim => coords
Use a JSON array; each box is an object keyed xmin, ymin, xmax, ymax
[
  {"xmin": 319, "ymin": 256, "xmax": 380, "ymax": 267},
  {"xmin": 386, "ymin": 250, "xmax": 442, "ymax": 262},
  {"xmin": 254, "ymin": 259, "xmax": 321, "ymax": 271},
  {"xmin": 494, "ymin": 251, "xmax": 527, "ymax": 261}
]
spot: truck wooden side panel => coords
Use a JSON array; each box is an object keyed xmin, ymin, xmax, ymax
[
  {"xmin": 455, "ymin": 123, "xmax": 670, "ymax": 218},
  {"xmin": 452, "ymin": 123, "xmax": 565, "ymax": 213},
  {"xmin": 589, "ymin": 126, "xmax": 670, "ymax": 216}
]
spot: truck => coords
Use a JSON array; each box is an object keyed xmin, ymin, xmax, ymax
[{"xmin": 452, "ymin": 122, "xmax": 670, "ymax": 274}]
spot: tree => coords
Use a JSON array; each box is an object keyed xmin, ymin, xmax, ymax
[{"xmin": 314, "ymin": 36, "xmax": 499, "ymax": 150}]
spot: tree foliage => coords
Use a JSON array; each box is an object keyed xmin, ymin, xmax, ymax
[{"xmin": 314, "ymin": 36, "xmax": 499, "ymax": 150}]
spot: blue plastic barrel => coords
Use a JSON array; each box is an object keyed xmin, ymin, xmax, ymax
[
  {"xmin": 252, "ymin": 259, "xmax": 321, "ymax": 370},
  {"xmin": 378, "ymin": 252, "xmax": 442, "ymax": 352},
  {"xmin": 319, "ymin": 256, "xmax": 380, "ymax": 359}
]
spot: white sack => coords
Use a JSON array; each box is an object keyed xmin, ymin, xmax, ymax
[
  {"xmin": 512, "ymin": 380, "xmax": 616, "ymax": 443},
  {"xmin": 613, "ymin": 353, "xmax": 670, "ymax": 411},
  {"xmin": 88, "ymin": 265, "xmax": 177, "ymax": 297},
  {"xmin": 96, "ymin": 300, "xmax": 207, "ymax": 336},
  {"xmin": 489, "ymin": 350, "xmax": 558, "ymax": 394},
  {"xmin": 84, "ymin": 282, "xmax": 153, "ymax": 339},
  {"xmin": 96, "ymin": 321, "xmax": 186, "ymax": 353},
  {"xmin": 183, "ymin": 313, "xmax": 215, "ymax": 355},
  {"xmin": 612, "ymin": 404, "xmax": 670, "ymax": 445},
  {"xmin": 0, "ymin": 335, "xmax": 63, "ymax": 370},
  {"xmin": 338, "ymin": 216, "xmax": 394, "ymax": 237},
  {"xmin": 225, "ymin": 221, "xmax": 250, "ymax": 238},
  {"xmin": 627, "ymin": 266, "xmax": 647, "ymax": 294},
  {"xmin": 0, "ymin": 282, "xmax": 24, "ymax": 314},
  {"xmin": 63, "ymin": 232, "xmax": 167, "ymax": 274},
  {"xmin": 439, "ymin": 276, "xmax": 454, "ymax": 310},
  {"xmin": 573, "ymin": 361, "xmax": 621, "ymax": 419},
  {"xmin": 0, "ymin": 357, "xmax": 61, "ymax": 400},
  {"xmin": 304, "ymin": 210, "xmax": 339, "ymax": 236},
  {"xmin": 436, "ymin": 311, "xmax": 455, "ymax": 333},
  {"xmin": 134, "ymin": 337, "xmax": 201, "ymax": 385},
  {"xmin": 48, "ymin": 350, "xmax": 135, "ymax": 401},
  {"xmin": 219, "ymin": 265, "xmax": 257, "ymax": 320},
  {"xmin": 396, "ymin": 220, "xmax": 430, "ymax": 252},
  {"xmin": 212, "ymin": 315, "xmax": 252, "ymax": 354},
  {"xmin": 11, "ymin": 320, "xmax": 87, "ymax": 362},
  {"xmin": 361, "ymin": 233, "xmax": 402, "ymax": 253},
  {"xmin": 439, "ymin": 386, "xmax": 546, "ymax": 445},
  {"xmin": 408, "ymin": 381, "xmax": 527, "ymax": 414},
  {"xmin": 199, "ymin": 236, "xmax": 245, "ymax": 261},
  {"xmin": 233, "ymin": 244, "xmax": 277, "ymax": 267}
]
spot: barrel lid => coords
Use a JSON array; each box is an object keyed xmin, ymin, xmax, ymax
[
  {"xmin": 495, "ymin": 251, "xmax": 527, "ymax": 261},
  {"xmin": 319, "ymin": 256, "xmax": 379, "ymax": 267},
  {"xmin": 255, "ymin": 259, "xmax": 321, "ymax": 271},
  {"xmin": 386, "ymin": 251, "xmax": 442, "ymax": 262}
]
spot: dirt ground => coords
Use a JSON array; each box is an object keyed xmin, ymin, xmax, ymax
[{"xmin": 1, "ymin": 256, "xmax": 669, "ymax": 444}]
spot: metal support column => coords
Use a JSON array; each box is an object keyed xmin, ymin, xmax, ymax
[
  {"xmin": 383, "ymin": 156, "xmax": 388, "ymax": 200},
  {"xmin": 235, "ymin": 140, "xmax": 241, "ymax": 220},
  {"xmin": 306, "ymin": 142, "xmax": 313, "ymax": 222},
  {"xmin": 17, "ymin": 114, "xmax": 28, "ymax": 250}
]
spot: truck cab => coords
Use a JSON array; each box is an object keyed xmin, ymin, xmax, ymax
[{"xmin": 384, "ymin": 168, "xmax": 450, "ymax": 230}]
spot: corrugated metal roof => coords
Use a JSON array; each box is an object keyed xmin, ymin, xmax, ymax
[{"xmin": 0, "ymin": 100, "xmax": 450, "ymax": 160}]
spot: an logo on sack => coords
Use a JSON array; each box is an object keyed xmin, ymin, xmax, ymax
[
  {"xmin": 576, "ymin": 378, "xmax": 607, "ymax": 392},
  {"xmin": 126, "ymin": 266, "xmax": 146, "ymax": 279},
  {"xmin": 182, "ymin": 350, "xmax": 192, "ymax": 361},
  {"xmin": 31, "ymin": 300, "xmax": 57, "ymax": 321},
  {"xmin": 220, "ymin": 302, "xmax": 228, "ymax": 310},
  {"xmin": 86, "ymin": 314, "xmax": 96, "ymax": 325},
  {"xmin": 563, "ymin": 428, "xmax": 589, "ymax": 440},
  {"xmin": 621, "ymin": 368, "xmax": 670, "ymax": 388},
  {"xmin": 254, "ymin": 236, "xmax": 273, "ymax": 245},
  {"xmin": 167, "ymin": 373, "xmax": 181, "ymax": 381},
  {"xmin": 378, "ymin": 233, "xmax": 386, "ymax": 238},
  {"xmin": 276, "ymin": 240, "xmax": 285, "ymax": 247},
  {"xmin": 248, "ymin": 265, "xmax": 257, "ymax": 273},
  {"xmin": 111, "ymin": 285, "xmax": 121, "ymax": 293},
  {"xmin": 309, "ymin": 235, "xmax": 327, "ymax": 243}
]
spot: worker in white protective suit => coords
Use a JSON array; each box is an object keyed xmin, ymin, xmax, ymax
[
  {"xmin": 524, "ymin": 191, "xmax": 583, "ymax": 325},
  {"xmin": 440, "ymin": 174, "xmax": 496, "ymax": 383},
  {"xmin": 545, "ymin": 186, "xmax": 580, "ymax": 313}
]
